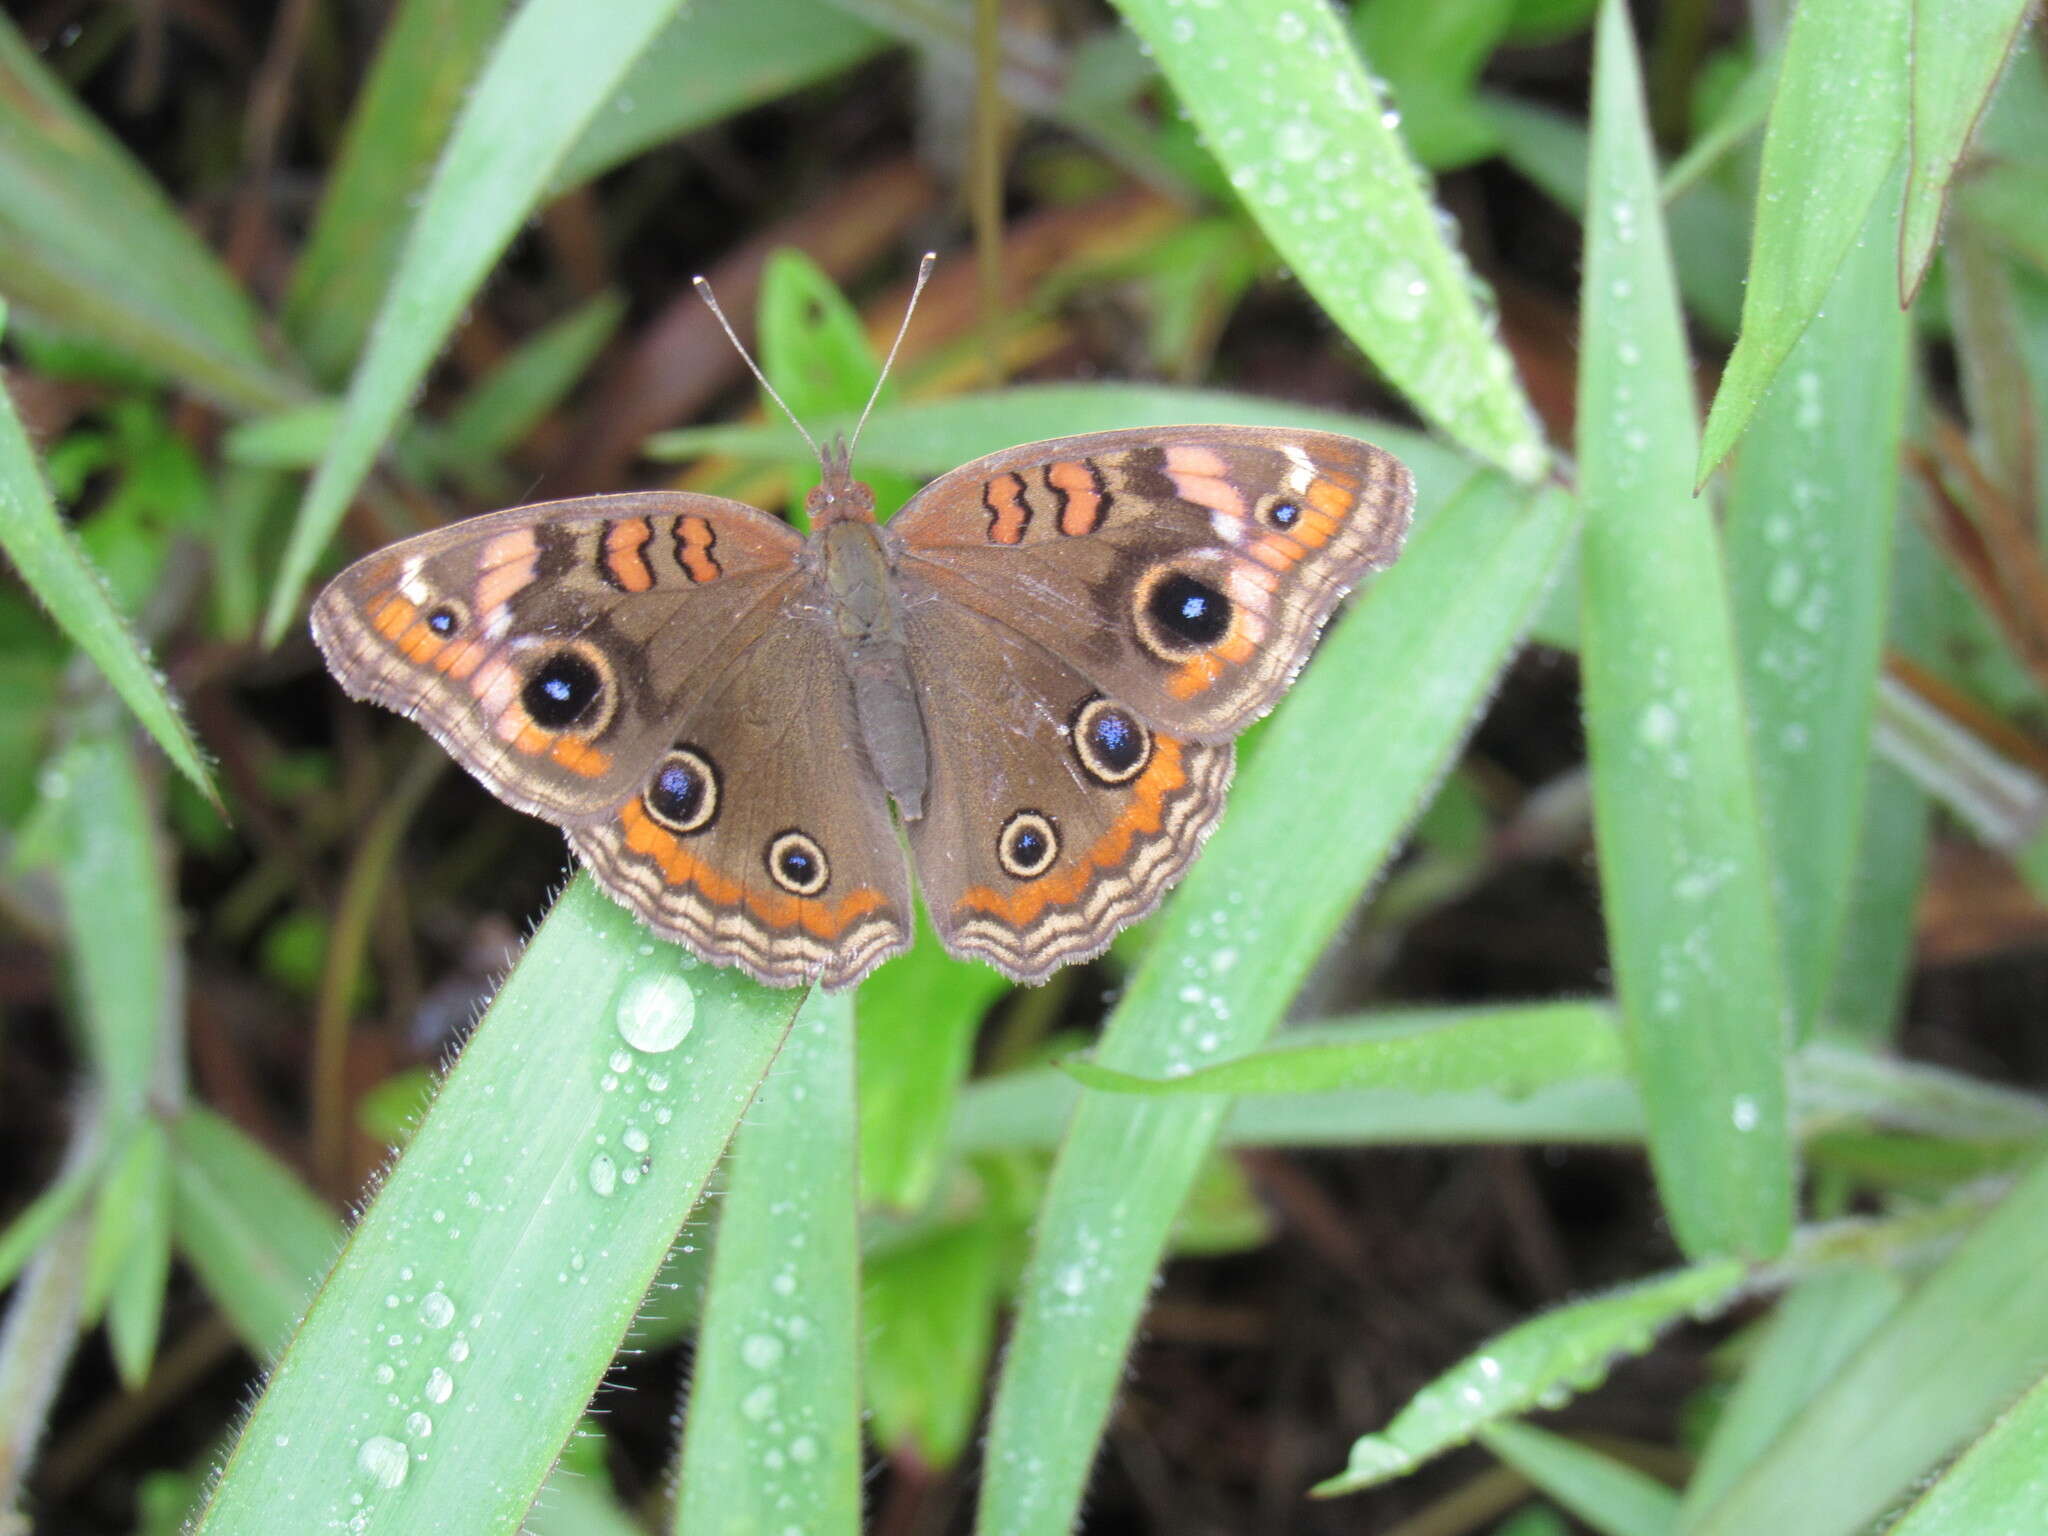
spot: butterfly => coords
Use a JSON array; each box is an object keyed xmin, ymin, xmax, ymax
[{"xmin": 311, "ymin": 262, "xmax": 1414, "ymax": 990}]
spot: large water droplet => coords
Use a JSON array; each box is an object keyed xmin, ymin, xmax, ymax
[
  {"xmin": 357, "ymin": 1436, "xmax": 409, "ymax": 1489},
  {"xmin": 616, "ymin": 973, "xmax": 697, "ymax": 1053},
  {"xmin": 418, "ymin": 1291, "xmax": 455, "ymax": 1329}
]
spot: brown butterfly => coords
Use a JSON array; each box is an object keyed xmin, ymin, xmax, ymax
[{"xmin": 311, "ymin": 261, "xmax": 1413, "ymax": 989}]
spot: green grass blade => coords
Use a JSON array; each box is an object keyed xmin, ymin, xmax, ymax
[
  {"xmin": 262, "ymin": 0, "xmax": 695, "ymax": 646},
  {"xmin": 864, "ymin": 1222, "xmax": 1004, "ymax": 1469},
  {"xmin": 439, "ymin": 290, "xmax": 627, "ymax": 471},
  {"xmin": 1675, "ymin": 1268, "xmax": 1902, "ymax": 1523},
  {"xmin": 0, "ymin": 20, "xmax": 295, "ymax": 413},
  {"xmin": 1060, "ymin": 1000, "xmax": 1623, "ymax": 1098},
  {"xmin": 1899, "ymin": 0, "xmax": 2035, "ymax": 303},
  {"xmin": 555, "ymin": 0, "xmax": 889, "ymax": 189},
  {"xmin": 958, "ymin": 1054, "xmax": 1647, "ymax": 1154},
  {"xmin": 1108, "ymin": 0, "xmax": 1548, "ymax": 481},
  {"xmin": 282, "ymin": 0, "xmax": 514, "ymax": 384},
  {"xmin": 1578, "ymin": 0, "xmax": 1792, "ymax": 1261},
  {"xmin": 1695, "ymin": 0, "xmax": 1908, "ymax": 481},
  {"xmin": 0, "ymin": 1161, "xmax": 99, "ymax": 1295},
  {"xmin": 0, "ymin": 325, "xmax": 217, "ymax": 801},
  {"xmin": 169, "ymin": 1107, "xmax": 342, "ymax": 1358},
  {"xmin": 1476, "ymin": 1421, "xmax": 1678, "ymax": 1536},
  {"xmin": 1885, "ymin": 1367, "xmax": 2048, "ymax": 1536},
  {"xmin": 1316, "ymin": 1258, "xmax": 1744, "ymax": 1495},
  {"xmin": 977, "ymin": 471, "xmax": 1580, "ymax": 1535},
  {"xmin": 192, "ymin": 878, "xmax": 798, "ymax": 1535},
  {"xmin": 1686, "ymin": 1153, "xmax": 2048, "ymax": 1536},
  {"xmin": 1793, "ymin": 1042, "xmax": 2048, "ymax": 1141},
  {"xmin": 103, "ymin": 1120, "xmax": 172, "ymax": 1388},
  {"xmin": 673, "ymin": 990, "xmax": 861, "ymax": 1535},
  {"xmin": 1725, "ymin": 183, "xmax": 1909, "ymax": 1035},
  {"xmin": 45, "ymin": 732, "xmax": 180, "ymax": 1111},
  {"xmin": 1660, "ymin": 47, "xmax": 1782, "ymax": 203},
  {"xmin": 857, "ymin": 926, "xmax": 1010, "ymax": 1211}
]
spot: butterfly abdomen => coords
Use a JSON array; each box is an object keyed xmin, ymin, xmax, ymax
[{"xmin": 815, "ymin": 519, "xmax": 931, "ymax": 820}]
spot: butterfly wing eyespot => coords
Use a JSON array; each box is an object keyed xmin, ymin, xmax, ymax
[
  {"xmin": 1070, "ymin": 696, "xmax": 1152, "ymax": 786},
  {"xmin": 644, "ymin": 747, "xmax": 720, "ymax": 835},
  {"xmin": 1132, "ymin": 565, "xmax": 1234, "ymax": 659},
  {"xmin": 518, "ymin": 641, "xmax": 615, "ymax": 734},
  {"xmin": 766, "ymin": 830, "xmax": 831, "ymax": 896},
  {"xmin": 997, "ymin": 810, "xmax": 1060, "ymax": 879}
]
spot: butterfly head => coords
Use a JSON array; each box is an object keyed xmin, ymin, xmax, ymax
[{"xmin": 807, "ymin": 434, "xmax": 877, "ymax": 526}]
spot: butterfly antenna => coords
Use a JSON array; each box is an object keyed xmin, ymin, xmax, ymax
[
  {"xmin": 692, "ymin": 272, "xmax": 823, "ymax": 463},
  {"xmin": 845, "ymin": 251, "xmax": 936, "ymax": 465}
]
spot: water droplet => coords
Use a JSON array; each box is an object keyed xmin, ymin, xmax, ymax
[
  {"xmin": 789, "ymin": 1434, "xmax": 819, "ymax": 1464},
  {"xmin": 588, "ymin": 1153, "xmax": 618, "ymax": 1197},
  {"xmin": 1638, "ymin": 701, "xmax": 1679, "ymax": 748},
  {"xmin": 1731, "ymin": 1095, "xmax": 1760, "ymax": 1131},
  {"xmin": 405, "ymin": 1411, "xmax": 432, "ymax": 1439},
  {"xmin": 418, "ymin": 1291, "xmax": 455, "ymax": 1329},
  {"xmin": 447, "ymin": 1337, "xmax": 471, "ymax": 1364},
  {"xmin": 741, "ymin": 1383, "xmax": 777, "ymax": 1422},
  {"xmin": 742, "ymin": 1333, "xmax": 786, "ymax": 1370},
  {"xmin": 616, "ymin": 974, "xmax": 697, "ymax": 1053},
  {"xmin": 425, "ymin": 1366, "xmax": 454, "ymax": 1404},
  {"xmin": 357, "ymin": 1436, "xmax": 409, "ymax": 1489}
]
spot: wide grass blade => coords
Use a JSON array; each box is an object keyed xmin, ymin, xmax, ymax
[
  {"xmin": 1476, "ymin": 1421, "xmax": 1678, "ymax": 1536},
  {"xmin": 977, "ymin": 471, "xmax": 1580, "ymax": 1535},
  {"xmin": 1318, "ymin": 1259, "xmax": 1743, "ymax": 1496},
  {"xmin": 262, "ymin": 0, "xmax": 696, "ymax": 645},
  {"xmin": 193, "ymin": 878, "xmax": 798, "ymax": 1535},
  {"xmin": 1724, "ymin": 187, "xmax": 1908, "ymax": 1035},
  {"xmin": 857, "ymin": 926, "xmax": 1010, "ymax": 1211},
  {"xmin": 0, "ymin": 316, "xmax": 217, "ymax": 802},
  {"xmin": 1675, "ymin": 1268, "xmax": 1902, "ymax": 1523},
  {"xmin": 1696, "ymin": 0, "xmax": 1908, "ymax": 481},
  {"xmin": 1578, "ymin": 0, "xmax": 1792, "ymax": 1261},
  {"xmin": 438, "ymin": 291, "xmax": 627, "ymax": 472},
  {"xmin": 281, "ymin": 0, "xmax": 515, "ymax": 384},
  {"xmin": 674, "ymin": 990, "xmax": 861, "ymax": 1535},
  {"xmin": 0, "ymin": 19, "xmax": 295, "ymax": 413},
  {"xmin": 1899, "ymin": 0, "xmax": 2036, "ymax": 302},
  {"xmin": 45, "ymin": 732, "xmax": 180, "ymax": 1112},
  {"xmin": 1885, "ymin": 1367, "xmax": 2048, "ymax": 1535},
  {"xmin": 555, "ymin": 0, "xmax": 888, "ymax": 189},
  {"xmin": 1060, "ymin": 1001, "xmax": 1623, "ymax": 1098},
  {"xmin": 169, "ymin": 1107, "xmax": 341, "ymax": 1357},
  {"xmin": 1108, "ymin": 0, "xmax": 1548, "ymax": 481},
  {"xmin": 1685, "ymin": 1152, "xmax": 2048, "ymax": 1536}
]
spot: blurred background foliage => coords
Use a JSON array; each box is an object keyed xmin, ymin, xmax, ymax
[{"xmin": 2, "ymin": 0, "xmax": 2048, "ymax": 1533}]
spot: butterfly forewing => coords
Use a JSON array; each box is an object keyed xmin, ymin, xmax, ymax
[{"xmin": 888, "ymin": 426, "xmax": 1414, "ymax": 741}]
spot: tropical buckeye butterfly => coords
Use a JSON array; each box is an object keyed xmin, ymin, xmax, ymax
[{"xmin": 312, "ymin": 257, "xmax": 1414, "ymax": 988}]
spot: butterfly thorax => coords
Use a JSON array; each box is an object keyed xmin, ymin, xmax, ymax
[{"xmin": 813, "ymin": 515, "xmax": 930, "ymax": 822}]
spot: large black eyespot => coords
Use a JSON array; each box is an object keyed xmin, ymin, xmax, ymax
[
  {"xmin": 425, "ymin": 601, "xmax": 466, "ymax": 637},
  {"xmin": 767, "ymin": 829, "xmax": 830, "ymax": 896},
  {"xmin": 1262, "ymin": 497, "xmax": 1302, "ymax": 530},
  {"xmin": 1134, "ymin": 566, "xmax": 1234, "ymax": 658},
  {"xmin": 521, "ymin": 646, "xmax": 607, "ymax": 730},
  {"xmin": 645, "ymin": 747, "xmax": 719, "ymax": 835},
  {"xmin": 1070, "ymin": 696, "xmax": 1152, "ymax": 787},
  {"xmin": 997, "ymin": 810, "xmax": 1059, "ymax": 880}
]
